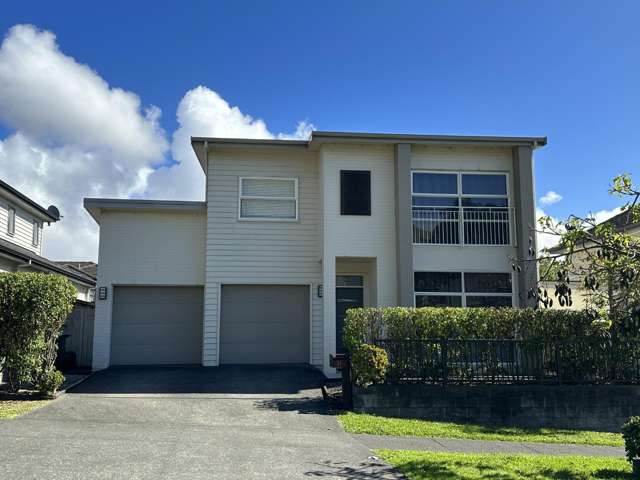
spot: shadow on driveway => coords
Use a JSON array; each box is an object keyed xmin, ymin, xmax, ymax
[{"xmin": 69, "ymin": 364, "xmax": 326, "ymax": 396}]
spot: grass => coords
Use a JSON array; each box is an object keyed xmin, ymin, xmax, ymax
[
  {"xmin": 377, "ymin": 450, "xmax": 632, "ymax": 480},
  {"xmin": 338, "ymin": 412, "xmax": 624, "ymax": 447},
  {"xmin": 0, "ymin": 399, "xmax": 51, "ymax": 419}
]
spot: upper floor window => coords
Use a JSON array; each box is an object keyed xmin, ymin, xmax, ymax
[
  {"xmin": 414, "ymin": 271, "xmax": 513, "ymax": 307},
  {"xmin": 238, "ymin": 177, "xmax": 298, "ymax": 220},
  {"xmin": 32, "ymin": 220, "xmax": 41, "ymax": 246},
  {"xmin": 340, "ymin": 170, "xmax": 371, "ymax": 215},
  {"xmin": 7, "ymin": 206, "xmax": 15, "ymax": 235},
  {"xmin": 412, "ymin": 171, "xmax": 512, "ymax": 245}
]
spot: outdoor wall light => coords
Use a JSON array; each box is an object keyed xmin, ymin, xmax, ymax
[
  {"xmin": 317, "ymin": 284, "xmax": 323, "ymax": 298},
  {"xmin": 98, "ymin": 286, "xmax": 108, "ymax": 300}
]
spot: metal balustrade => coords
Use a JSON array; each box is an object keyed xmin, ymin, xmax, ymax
[{"xmin": 412, "ymin": 206, "xmax": 515, "ymax": 246}]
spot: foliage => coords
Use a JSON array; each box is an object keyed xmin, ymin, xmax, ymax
[
  {"xmin": 35, "ymin": 369, "xmax": 65, "ymax": 398},
  {"xmin": 350, "ymin": 344, "xmax": 388, "ymax": 387},
  {"xmin": 338, "ymin": 412, "xmax": 623, "ymax": 446},
  {"xmin": 0, "ymin": 272, "xmax": 75, "ymax": 395},
  {"xmin": 377, "ymin": 450, "xmax": 631, "ymax": 480},
  {"xmin": 622, "ymin": 416, "xmax": 640, "ymax": 462}
]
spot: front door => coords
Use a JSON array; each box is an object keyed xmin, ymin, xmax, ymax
[{"xmin": 336, "ymin": 275, "xmax": 364, "ymax": 353}]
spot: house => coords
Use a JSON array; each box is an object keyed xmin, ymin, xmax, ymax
[
  {"xmin": 85, "ymin": 131, "xmax": 545, "ymax": 376},
  {"xmin": 0, "ymin": 179, "xmax": 96, "ymax": 300}
]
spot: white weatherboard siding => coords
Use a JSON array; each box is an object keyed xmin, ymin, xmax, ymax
[
  {"xmin": 0, "ymin": 201, "xmax": 42, "ymax": 255},
  {"xmin": 320, "ymin": 144, "xmax": 398, "ymax": 375},
  {"xmin": 92, "ymin": 210, "xmax": 205, "ymax": 370},
  {"xmin": 203, "ymin": 149, "xmax": 323, "ymax": 368},
  {"xmin": 410, "ymin": 146, "xmax": 519, "ymax": 303}
]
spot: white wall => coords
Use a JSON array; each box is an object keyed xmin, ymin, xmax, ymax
[
  {"xmin": 202, "ymin": 148, "xmax": 324, "ymax": 367},
  {"xmin": 320, "ymin": 143, "xmax": 398, "ymax": 375},
  {"xmin": 0, "ymin": 199, "xmax": 43, "ymax": 255},
  {"xmin": 92, "ymin": 209, "xmax": 206, "ymax": 370}
]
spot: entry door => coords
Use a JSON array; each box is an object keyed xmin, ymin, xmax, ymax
[{"xmin": 336, "ymin": 275, "xmax": 364, "ymax": 353}]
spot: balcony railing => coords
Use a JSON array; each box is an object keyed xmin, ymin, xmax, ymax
[{"xmin": 412, "ymin": 206, "xmax": 515, "ymax": 246}]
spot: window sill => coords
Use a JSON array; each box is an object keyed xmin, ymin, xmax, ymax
[{"xmin": 237, "ymin": 217, "xmax": 299, "ymax": 223}]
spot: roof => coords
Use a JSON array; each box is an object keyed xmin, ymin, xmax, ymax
[
  {"xmin": 84, "ymin": 198, "xmax": 206, "ymax": 224},
  {"xmin": 0, "ymin": 179, "xmax": 60, "ymax": 222},
  {"xmin": 54, "ymin": 261, "xmax": 98, "ymax": 280},
  {"xmin": 0, "ymin": 238, "xmax": 96, "ymax": 285},
  {"xmin": 191, "ymin": 130, "xmax": 548, "ymax": 172}
]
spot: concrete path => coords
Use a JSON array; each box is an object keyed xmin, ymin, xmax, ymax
[
  {"xmin": 0, "ymin": 366, "xmax": 403, "ymax": 479},
  {"xmin": 354, "ymin": 433, "xmax": 626, "ymax": 457}
]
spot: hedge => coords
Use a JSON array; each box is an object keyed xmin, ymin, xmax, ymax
[
  {"xmin": 0, "ymin": 272, "xmax": 76, "ymax": 396},
  {"xmin": 343, "ymin": 307, "xmax": 608, "ymax": 353}
]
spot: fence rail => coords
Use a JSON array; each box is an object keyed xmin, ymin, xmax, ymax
[
  {"xmin": 373, "ymin": 338, "xmax": 640, "ymax": 385},
  {"xmin": 412, "ymin": 207, "xmax": 514, "ymax": 246}
]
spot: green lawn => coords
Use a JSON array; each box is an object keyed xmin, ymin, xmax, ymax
[
  {"xmin": 338, "ymin": 412, "xmax": 623, "ymax": 447},
  {"xmin": 0, "ymin": 399, "xmax": 50, "ymax": 419},
  {"xmin": 377, "ymin": 450, "xmax": 632, "ymax": 480}
]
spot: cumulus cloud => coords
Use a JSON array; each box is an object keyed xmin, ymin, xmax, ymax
[
  {"xmin": 539, "ymin": 190, "xmax": 562, "ymax": 206},
  {"xmin": 536, "ymin": 207, "xmax": 563, "ymax": 252},
  {"xmin": 0, "ymin": 26, "xmax": 314, "ymax": 260},
  {"xmin": 589, "ymin": 207, "xmax": 623, "ymax": 224}
]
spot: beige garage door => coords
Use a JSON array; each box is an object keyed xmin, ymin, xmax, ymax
[
  {"xmin": 220, "ymin": 285, "xmax": 310, "ymax": 364},
  {"xmin": 111, "ymin": 286, "xmax": 203, "ymax": 365}
]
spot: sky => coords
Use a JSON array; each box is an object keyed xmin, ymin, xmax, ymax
[{"xmin": 0, "ymin": 0, "xmax": 639, "ymax": 260}]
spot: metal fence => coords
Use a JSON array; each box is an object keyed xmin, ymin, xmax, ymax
[{"xmin": 373, "ymin": 338, "xmax": 640, "ymax": 385}]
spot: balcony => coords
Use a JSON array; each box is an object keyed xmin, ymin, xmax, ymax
[{"xmin": 412, "ymin": 206, "xmax": 515, "ymax": 246}]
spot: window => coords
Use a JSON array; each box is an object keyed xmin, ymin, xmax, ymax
[
  {"xmin": 411, "ymin": 171, "xmax": 511, "ymax": 245},
  {"xmin": 340, "ymin": 170, "xmax": 371, "ymax": 215},
  {"xmin": 7, "ymin": 206, "xmax": 15, "ymax": 235},
  {"xmin": 32, "ymin": 220, "xmax": 40, "ymax": 246},
  {"xmin": 238, "ymin": 177, "xmax": 298, "ymax": 220},
  {"xmin": 414, "ymin": 271, "xmax": 513, "ymax": 307}
]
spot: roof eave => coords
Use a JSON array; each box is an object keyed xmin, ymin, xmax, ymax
[{"xmin": 84, "ymin": 198, "xmax": 207, "ymax": 225}]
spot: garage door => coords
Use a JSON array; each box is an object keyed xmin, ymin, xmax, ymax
[
  {"xmin": 111, "ymin": 286, "xmax": 203, "ymax": 365},
  {"xmin": 220, "ymin": 285, "xmax": 309, "ymax": 364}
]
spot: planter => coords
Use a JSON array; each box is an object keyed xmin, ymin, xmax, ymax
[{"xmin": 633, "ymin": 458, "xmax": 640, "ymax": 479}]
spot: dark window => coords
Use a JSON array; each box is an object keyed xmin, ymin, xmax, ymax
[
  {"xmin": 461, "ymin": 174, "xmax": 507, "ymax": 195},
  {"xmin": 414, "ymin": 272, "xmax": 462, "ymax": 293},
  {"xmin": 340, "ymin": 171, "xmax": 371, "ymax": 215},
  {"xmin": 465, "ymin": 296, "xmax": 513, "ymax": 308},
  {"xmin": 464, "ymin": 273, "xmax": 512, "ymax": 294},
  {"xmin": 416, "ymin": 295, "xmax": 462, "ymax": 307},
  {"xmin": 413, "ymin": 172, "xmax": 458, "ymax": 194}
]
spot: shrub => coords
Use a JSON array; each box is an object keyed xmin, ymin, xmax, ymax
[
  {"xmin": 0, "ymin": 272, "xmax": 76, "ymax": 395},
  {"xmin": 36, "ymin": 369, "xmax": 65, "ymax": 398},
  {"xmin": 351, "ymin": 344, "xmax": 389, "ymax": 387},
  {"xmin": 622, "ymin": 416, "xmax": 640, "ymax": 462}
]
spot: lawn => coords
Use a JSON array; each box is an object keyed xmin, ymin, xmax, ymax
[
  {"xmin": 338, "ymin": 412, "xmax": 623, "ymax": 447},
  {"xmin": 377, "ymin": 450, "xmax": 632, "ymax": 480},
  {"xmin": 0, "ymin": 399, "xmax": 51, "ymax": 419}
]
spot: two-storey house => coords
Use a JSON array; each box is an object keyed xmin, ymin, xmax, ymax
[{"xmin": 85, "ymin": 131, "xmax": 545, "ymax": 376}]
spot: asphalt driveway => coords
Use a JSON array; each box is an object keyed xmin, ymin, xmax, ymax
[{"xmin": 0, "ymin": 365, "xmax": 401, "ymax": 479}]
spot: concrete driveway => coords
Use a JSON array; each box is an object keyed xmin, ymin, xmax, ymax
[{"xmin": 0, "ymin": 366, "xmax": 402, "ymax": 479}]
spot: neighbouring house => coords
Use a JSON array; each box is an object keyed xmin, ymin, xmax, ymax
[{"xmin": 85, "ymin": 131, "xmax": 545, "ymax": 376}]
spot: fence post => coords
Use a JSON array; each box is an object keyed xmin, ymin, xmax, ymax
[{"xmin": 441, "ymin": 339, "xmax": 448, "ymax": 386}]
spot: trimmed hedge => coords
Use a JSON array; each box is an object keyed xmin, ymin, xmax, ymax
[{"xmin": 343, "ymin": 307, "xmax": 608, "ymax": 353}]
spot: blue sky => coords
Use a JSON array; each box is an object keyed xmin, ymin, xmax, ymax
[{"xmin": 0, "ymin": 1, "xmax": 639, "ymax": 258}]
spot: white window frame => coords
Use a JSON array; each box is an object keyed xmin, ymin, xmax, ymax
[
  {"xmin": 7, "ymin": 205, "xmax": 15, "ymax": 236},
  {"xmin": 414, "ymin": 271, "xmax": 514, "ymax": 308},
  {"xmin": 238, "ymin": 176, "xmax": 299, "ymax": 222},
  {"xmin": 32, "ymin": 219, "xmax": 40, "ymax": 246}
]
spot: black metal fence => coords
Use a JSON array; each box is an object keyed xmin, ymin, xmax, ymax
[{"xmin": 373, "ymin": 338, "xmax": 640, "ymax": 385}]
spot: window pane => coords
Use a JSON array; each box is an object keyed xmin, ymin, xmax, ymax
[
  {"xmin": 413, "ymin": 173, "xmax": 457, "ymax": 194},
  {"xmin": 414, "ymin": 272, "xmax": 462, "ymax": 293},
  {"xmin": 413, "ymin": 196, "xmax": 459, "ymax": 207},
  {"xmin": 336, "ymin": 275, "xmax": 363, "ymax": 287},
  {"xmin": 461, "ymin": 197, "xmax": 508, "ymax": 208},
  {"xmin": 461, "ymin": 174, "xmax": 507, "ymax": 195},
  {"xmin": 240, "ymin": 198, "xmax": 296, "ymax": 218},
  {"xmin": 416, "ymin": 295, "xmax": 462, "ymax": 307},
  {"xmin": 242, "ymin": 178, "xmax": 295, "ymax": 197},
  {"xmin": 466, "ymin": 296, "xmax": 513, "ymax": 307},
  {"xmin": 340, "ymin": 171, "xmax": 371, "ymax": 215},
  {"xmin": 464, "ymin": 273, "xmax": 512, "ymax": 293}
]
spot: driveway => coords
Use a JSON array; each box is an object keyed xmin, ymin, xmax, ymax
[{"xmin": 0, "ymin": 365, "xmax": 402, "ymax": 479}]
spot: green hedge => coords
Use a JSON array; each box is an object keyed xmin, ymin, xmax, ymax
[{"xmin": 343, "ymin": 307, "xmax": 607, "ymax": 353}]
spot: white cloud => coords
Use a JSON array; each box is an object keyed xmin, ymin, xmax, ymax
[
  {"xmin": 590, "ymin": 207, "xmax": 623, "ymax": 224},
  {"xmin": 539, "ymin": 190, "xmax": 562, "ymax": 206},
  {"xmin": 536, "ymin": 207, "xmax": 563, "ymax": 252},
  {"xmin": 0, "ymin": 27, "xmax": 315, "ymax": 261}
]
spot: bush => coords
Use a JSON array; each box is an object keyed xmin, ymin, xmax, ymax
[
  {"xmin": 622, "ymin": 416, "xmax": 640, "ymax": 462},
  {"xmin": 351, "ymin": 344, "xmax": 389, "ymax": 387},
  {"xmin": 36, "ymin": 369, "xmax": 65, "ymax": 398},
  {"xmin": 0, "ymin": 272, "xmax": 76, "ymax": 395},
  {"xmin": 343, "ymin": 307, "xmax": 607, "ymax": 352}
]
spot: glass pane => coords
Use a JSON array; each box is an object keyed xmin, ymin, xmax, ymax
[
  {"xmin": 416, "ymin": 295, "xmax": 462, "ymax": 307},
  {"xmin": 242, "ymin": 178, "xmax": 295, "ymax": 197},
  {"xmin": 336, "ymin": 275, "xmax": 364, "ymax": 287},
  {"xmin": 413, "ymin": 172, "xmax": 457, "ymax": 194},
  {"xmin": 465, "ymin": 295, "xmax": 513, "ymax": 307},
  {"xmin": 414, "ymin": 272, "xmax": 462, "ymax": 293},
  {"xmin": 461, "ymin": 174, "xmax": 507, "ymax": 195},
  {"xmin": 340, "ymin": 171, "xmax": 371, "ymax": 215},
  {"xmin": 464, "ymin": 273, "xmax": 512, "ymax": 293},
  {"xmin": 461, "ymin": 197, "xmax": 508, "ymax": 208},
  {"xmin": 412, "ymin": 196, "xmax": 459, "ymax": 207},
  {"xmin": 240, "ymin": 198, "xmax": 296, "ymax": 218}
]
